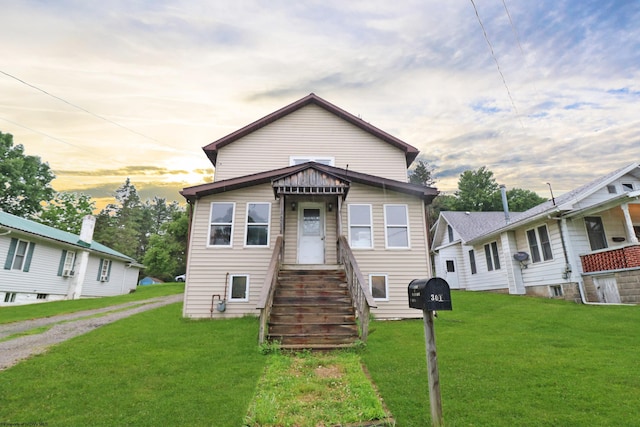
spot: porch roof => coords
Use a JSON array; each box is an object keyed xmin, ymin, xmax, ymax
[{"xmin": 180, "ymin": 162, "xmax": 438, "ymax": 203}]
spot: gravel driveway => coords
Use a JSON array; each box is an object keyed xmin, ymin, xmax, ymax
[{"xmin": 0, "ymin": 294, "xmax": 183, "ymax": 370}]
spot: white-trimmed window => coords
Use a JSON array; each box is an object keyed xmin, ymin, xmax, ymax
[
  {"xmin": 209, "ymin": 202, "xmax": 235, "ymax": 247},
  {"xmin": 369, "ymin": 274, "xmax": 388, "ymax": 301},
  {"xmin": 98, "ymin": 259, "xmax": 112, "ymax": 282},
  {"xmin": 245, "ymin": 202, "xmax": 271, "ymax": 247},
  {"xmin": 58, "ymin": 250, "xmax": 76, "ymax": 277},
  {"xmin": 289, "ymin": 156, "xmax": 335, "ymax": 166},
  {"xmin": 484, "ymin": 241, "xmax": 501, "ymax": 271},
  {"xmin": 4, "ymin": 238, "xmax": 35, "ymax": 272},
  {"xmin": 348, "ymin": 204, "xmax": 373, "ymax": 248},
  {"xmin": 622, "ymin": 183, "xmax": 634, "ymax": 191},
  {"xmin": 527, "ymin": 225, "xmax": 553, "ymax": 263},
  {"xmin": 4, "ymin": 292, "xmax": 16, "ymax": 303},
  {"xmin": 229, "ymin": 274, "xmax": 249, "ymax": 302},
  {"xmin": 585, "ymin": 216, "xmax": 607, "ymax": 251},
  {"xmin": 469, "ymin": 250, "xmax": 477, "ymax": 275},
  {"xmin": 384, "ymin": 204, "xmax": 410, "ymax": 248},
  {"xmin": 447, "ymin": 225, "xmax": 454, "ymax": 243}
]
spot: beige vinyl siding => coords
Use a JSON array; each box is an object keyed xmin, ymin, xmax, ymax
[
  {"xmin": 342, "ymin": 183, "xmax": 430, "ymax": 319},
  {"xmin": 214, "ymin": 104, "xmax": 409, "ymax": 182},
  {"xmin": 184, "ymin": 184, "xmax": 280, "ymax": 318}
]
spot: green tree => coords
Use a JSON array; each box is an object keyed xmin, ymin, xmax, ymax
[
  {"xmin": 408, "ymin": 160, "xmax": 436, "ymax": 187},
  {"xmin": 505, "ymin": 188, "xmax": 547, "ymax": 211},
  {"xmin": 142, "ymin": 209, "xmax": 188, "ymax": 280},
  {"xmin": 454, "ymin": 166, "xmax": 501, "ymax": 211},
  {"xmin": 37, "ymin": 192, "xmax": 96, "ymax": 234},
  {"xmin": 0, "ymin": 131, "xmax": 55, "ymax": 217}
]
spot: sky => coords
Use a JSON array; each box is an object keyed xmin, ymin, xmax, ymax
[{"xmin": 1, "ymin": 0, "xmax": 639, "ymax": 210}]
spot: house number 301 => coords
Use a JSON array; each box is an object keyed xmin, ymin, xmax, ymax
[{"xmin": 430, "ymin": 294, "xmax": 444, "ymax": 302}]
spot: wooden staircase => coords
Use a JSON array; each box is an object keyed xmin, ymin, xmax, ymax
[{"xmin": 267, "ymin": 266, "xmax": 359, "ymax": 350}]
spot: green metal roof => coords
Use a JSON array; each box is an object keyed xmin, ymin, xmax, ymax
[{"xmin": 0, "ymin": 211, "xmax": 135, "ymax": 262}]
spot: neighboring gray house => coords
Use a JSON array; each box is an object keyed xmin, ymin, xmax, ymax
[
  {"xmin": 432, "ymin": 163, "xmax": 640, "ymax": 304},
  {"xmin": 1, "ymin": 211, "xmax": 142, "ymax": 306}
]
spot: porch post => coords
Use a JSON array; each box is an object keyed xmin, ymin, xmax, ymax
[{"xmin": 620, "ymin": 203, "xmax": 639, "ymax": 244}]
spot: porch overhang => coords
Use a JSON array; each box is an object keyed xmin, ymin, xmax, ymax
[{"xmin": 272, "ymin": 167, "xmax": 350, "ymax": 199}]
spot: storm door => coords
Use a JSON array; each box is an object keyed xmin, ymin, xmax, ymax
[{"xmin": 297, "ymin": 203, "xmax": 325, "ymax": 264}]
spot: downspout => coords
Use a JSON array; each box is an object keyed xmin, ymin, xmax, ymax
[{"xmin": 556, "ymin": 216, "xmax": 632, "ymax": 306}]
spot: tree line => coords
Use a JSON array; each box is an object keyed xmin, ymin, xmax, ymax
[
  {"xmin": 1, "ymin": 131, "xmax": 186, "ymax": 281},
  {"xmin": 2, "ymin": 130, "xmax": 548, "ymax": 281}
]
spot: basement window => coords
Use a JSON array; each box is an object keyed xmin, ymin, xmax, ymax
[
  {"xmin": 37, "ymin": 293, "xmax": 48, "ymax": 300},
  {"xmin": 550, "ymin": 285, "xmax": 563, "ymax": 297},
  {"xmin": 229, "ymin": 274, "xmax": 249, "ymax": 302},
  {"xmin": 4, "ymin": 292, "xmax": 16, "ymax": 303}
]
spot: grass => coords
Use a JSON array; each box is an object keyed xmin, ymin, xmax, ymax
[
  {"xmin": 0, "ymin": 303, "xmax": 265, "ymax": 426},
  {"xmin": 245, "ymin": 350, "xmax": 389, "ymax": 427},
  {"xmin": 0, "ymin": 282, "xmax": 184, "ymax": 324},
  {"xmin": 0, "ymin": 290, "xmax": 638, "ymax": 426},
  {"xmin": 362, "ymin": 291, "xmax": 640, "ymax": 426}
]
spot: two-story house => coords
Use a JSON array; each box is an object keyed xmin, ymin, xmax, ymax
[{"xmin": 180, "ymin": 93, "xmax": 438, "ymax": 347}]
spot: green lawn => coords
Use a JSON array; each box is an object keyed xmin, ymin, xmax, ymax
[
  {"xmin": 0, "ymin": 290, "xmax": 638, "ymax": 426},
  {"xmin": 0, "ymin": 282, "xmax": 184, "ymax": 324}
]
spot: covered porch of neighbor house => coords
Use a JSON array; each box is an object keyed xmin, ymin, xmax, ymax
[{"xmin": 577, "ymin": 200, "xmax": 640, "ymax": 304}]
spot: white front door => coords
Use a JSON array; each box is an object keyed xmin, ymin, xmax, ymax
[
  {"xmin": 445, "ymin": 259, "xmax": 460, "ymax": 289},
  {"xmin": 297, "ymin": 203, "xmax": 325, "ymax": 264}
]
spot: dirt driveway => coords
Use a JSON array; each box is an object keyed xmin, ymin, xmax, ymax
[{"xmin": 0, "ymin": 294, "xmax": 183, "ymax": 371}]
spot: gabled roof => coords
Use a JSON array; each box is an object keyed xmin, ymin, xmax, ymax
[
  {"xmin": 202, "ymin": 93, "xmax": 420, "ymax": 167},
  {"xmin": 180, "ymin": 162, "xmax": 438, "ymax": 203},
  {"xmin": 437, "ymin": 211, "xmax": 517, "ymax": 244},
  {"xmin": 466, "ymin": 162, "xmax": 640, "ymax": 244},
  {"xmin": 0, "ymin": 211, "xmax": 135, "ymax": 262}
]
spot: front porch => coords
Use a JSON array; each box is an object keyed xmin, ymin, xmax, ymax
[{"xmin": 580, "ymin": 244, "xmax": 640, "ymax": 304}]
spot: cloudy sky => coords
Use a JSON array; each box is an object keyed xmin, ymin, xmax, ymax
[{"xmin": 1, "ymin": 0, "xmax": 639, "ymax": 209}]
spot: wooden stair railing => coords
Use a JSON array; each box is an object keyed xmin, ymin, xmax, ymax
[
  {"xmin": 337, "ymin": 235, "xmax": 377, "ymax": 342},
  {"xmin": 256, "ymin": 235, "xmax": 283, "ymax": 345}
]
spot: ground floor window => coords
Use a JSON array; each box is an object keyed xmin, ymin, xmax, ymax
[
  {"xmin": 229, "ymin": 274, "xmax": 249, "ymax": 301},
  {"xmin": 98, "ymin": 259, "xmax": 112, "ymax": 282},
  {"xmin": 484, "ymin": 241, "xmax": 500, "ymax": 271},
  {"xmin": 4, "ymin": 292, "xmax": 16, "ymax": 303},
  {"xmin": 369, "ymin": 274, "xmax": 388, "ymax": 301},
  {"xmin": 469, "ymin": 250, "xmax": 477, "ymax": 274}
]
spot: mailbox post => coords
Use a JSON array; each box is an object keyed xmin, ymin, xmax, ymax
[{"xmin": 408, "ymin": 278, "xmax": 452, "ymax": 427}]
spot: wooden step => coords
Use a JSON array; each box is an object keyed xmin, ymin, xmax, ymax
[{"xmin": 266, "ymin": 266, "xmax": 360, "ymax": 349}]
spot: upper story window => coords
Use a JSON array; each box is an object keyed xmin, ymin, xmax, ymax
[
  {"xmin": 290, "ymin": 156, "xmax": 335, "ymax": 166},
  {"xmin": 209, "ymin": 202, "xmax": 235, "ymax": 247},
  {"xmin": 384, "ymin": 204, "xmax": 410, "ymax": 249},
  {"xmin": 245, "ymin": 203, "xmax": 271, "ymax": 247},
  {"xmin": 527, "ymin": 225, "xmax": 553, "ymax": 263},
  {"xmin": 584, "ymin": 216, "xmax": 607, "ymax": 251},
  {"xmin": 622, "ymin": 183, "xmax": 634, "ymax": 191},
  {"xmin": 484, "ymin": 241, "xmax": 501, "ymax": 271},
  {"xmin": 607, "ymin": 185, "xmax": 617, "ymax": 194},
  {"xmin": 348, "ymin": 204, "xmax": 373, "ymax": 248},
  {"xmin": 447, "ymin": 225, "xmax": 454, "ymax": 243},
  {"xmin": 4, "ymin": 238, "xmax": 35, "ymax": 272}
]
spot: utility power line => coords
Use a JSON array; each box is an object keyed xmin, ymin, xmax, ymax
[
  {"xmin": 0, "ymin": 69, "xmax": 199, "ymax": 157},
  {"xmin": 469, "ymin": 0, "xmax": 523, "ymax": 128}
]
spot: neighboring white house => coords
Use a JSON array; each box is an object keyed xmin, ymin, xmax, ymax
[
  {"xmin": 1, "ymin": 211, "xmax": 143, "ymax": 306},
  {"xmin": 180, "ymin": 93, "xmax": 438, "ymax": 321},
  {"xmin": 432, "ymin": 163, "xmax": 640, "ymax": 304}
]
